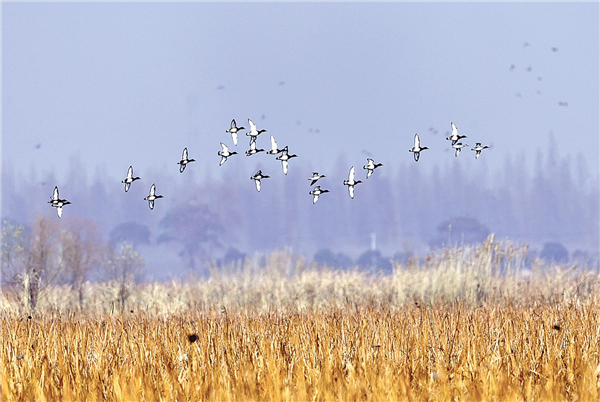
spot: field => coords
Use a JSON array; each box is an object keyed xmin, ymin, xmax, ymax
[{"xmin": 2, "ymin": 239, "xmax": 600, "ymax": 401}]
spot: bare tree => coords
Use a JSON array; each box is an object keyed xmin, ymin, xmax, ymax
[{"xmin": 102, "ymin": 242, "xmax": 144, "ymax": 312}]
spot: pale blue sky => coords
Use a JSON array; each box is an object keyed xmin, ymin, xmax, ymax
[{"xmin": 2, "ymin": 2, "xmax": 599, "ymax": 183}]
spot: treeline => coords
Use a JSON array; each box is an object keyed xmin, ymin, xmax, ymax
[{"xmin": 1, "ymin": 134, "xmax": 598, "ymax": 274}]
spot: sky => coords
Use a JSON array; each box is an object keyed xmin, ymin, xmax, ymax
[{"xmin": 2, "ymin": 2, "xmax": 599, "ymax": 190}]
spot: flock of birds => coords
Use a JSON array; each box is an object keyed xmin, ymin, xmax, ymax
[{"xmin": 47, "ymin": 120, "xmax": 490, "ymax": 218}]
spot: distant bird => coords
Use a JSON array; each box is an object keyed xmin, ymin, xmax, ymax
[
  {"xmin": 245, "ymin": 140, "xmax": 264, "ymax": 156},
  {"xmin": 261, "ymin": 114, "xmax": 266, "ymax": 120},
  {"xmin": 446, "ymin": 122, "xmax": 467, "ymax": 145},
  {"xmin": 48, "ymin": 186, "xmax": 70, "ymax": 218},
  {"xmin": 558, "ymin": 101, "xmax": 569, "ymax": 107},
  {"xmin": 216, "ymin": 85, "xmax": 225, "ymax": 90},
  {"xmin": 471, "ymin": 143, "xmax": 490, "ymax": 159},
  {"xmin": 315, "ymin": 129, "xmax": 320, "ymax": 134},
  {"xmin": 363, "ymin": 158, "xmax": 382, "ymax": 179},
  {"xmin": 537, "ymin": 76, "xmax": 543, "ymax": 81},
  {"xmin": 527, "ymin": 66, "xmax": 532, "ymax": 72},
  {"xmin": 308, "ymin": 172, "xmax": 325, "ymax": 186},
  {"xmin": 536, "ymin": 90, "xmax": 542, "ymax": 95},
  {"xmin": 276, "ymin": 146, "xmax": 298, "ymax": 175},
  {"xmin": 515, "ymin": 93, "xmax": 522, "ymax": 98},
  {"xmin": 143, "ymin": 183, "xmax": 163, "ymax": 210},
  {"xmin": 409, "ymin": 133, "xmax": 428, "ymax": 162},
  {"xmin": 34, "ymin": 143, "xmax": 42, "ymax": 150},
  {"xmin": 551, "ymin": 47, "xmax": 558, "ymax": 53},
  {"xmin": 509, "ymin": 64, "xmax": 516, "ymax": 72},
  {"xmin": 218, "ymin": 142, "xmax": 237, "ymax": 166},
  {"xmin": 177, "ymin": 147, "xmax": 196, "ymax": 173},
  {"xmin": 121, "ymin": 166, "xmax": 141, "ymax": 192},
  {"xmin": 250, "ymin": 170, "xmax": 269, "ymax": 192},
  {"xmin": 226, "ymin": 119, "xmax": 245, "ymax": 146},
  {"xmin": 278, "ymin": 81, "xmax": 286, "ymax": 86},
  {"xmin": 523, "ymin": 42, "xmax": 530, "ymax": 47},
  {"xmin": 452, "ymin": 142, "xmax": 469, "ymax": 157},
  {"xmin": 343, "ymin": 166, "xmax": 362, "ymax": 199},
  {"xmin": 309, "ymin": 186, "xmax": 329, "ymax": 204},
  {"xmin": 246, "ymin": 119, "xmax": 266, "ymax": 142},
  {"xmin": 266, "ymin": 135, "xmax": 284, "ymax": 155}
]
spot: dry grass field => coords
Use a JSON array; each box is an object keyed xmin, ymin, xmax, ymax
[{"xmin": 2, "ymin": 238, "xmax": 600, "ymax": 401}]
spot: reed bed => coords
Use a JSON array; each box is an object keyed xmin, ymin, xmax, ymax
[{"xmin": 2, "ymin": 237, "xmax": 600, "ymax": 401}]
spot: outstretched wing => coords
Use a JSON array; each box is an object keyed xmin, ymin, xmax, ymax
[
  {"xmin": 455, "ymin": 148, "xmax": 461, "ymax": 157},
  {"xmin": 249, "ymin": 140, "xmax": 257, "ymax": 150},
  {"xmin": 149, "ymin": 200, "xmax": 154, "ymax": 210},
  {"xmin": 349, "ymin": 166, "xmax": 355, "ymax": 181},
  {"xmin": 219, "ymin": 156, "xmax": 227, "ymax": 166},
  {"xmin": 180, "ymin": 164, "xmax": 186, "ymax": 173},
  {"xmin": 248, "ymin": 119, "xmax": 256, "ymax": 132},
  {"xmin": 125, "ymin": 182, "xmax": 131, "ymax": 192},
  {"xmin": 230, "ymin": 119, "xmax": 237, "ymax": 129},
  {"xmin": 313, "ymin": 194, "xmax": 319, "ymax": 204},
  {"xmin": 150, "ymin": 183, "xmax": 156, "ymax": 196},
  {"xmin": 367, "ymin": 158, "xmax": 374, "ymax": 164},
  {"xmin": 127, "ymin": 166, "xmax": 133, "ymax": 179},
  {"xmin": 57, "ymin": 206, "xmax": 63, "ymax": 218},
  {"xmin": 182, "ymin": 147, "xmax": 188, "ymax": 160},
  {"xmin": 451, "ymin": 122, "xmax": 458, "ymax": 137},
  {"xmin": 282, "ymin": 160, "xmax": 289, "ymax": 175},
  {"xmin": 414, "ymin": 133, "xmax": 420, "ymax": 148},
  {"xmin": 52, "ymin": 186, "xmax": 59, "ymax": 201},
  {"xmin": 232, "ymin": 133, "xmax": 238, "ymax": 146},
  {"xmin": 220, "ymin": 142, "xmax": 229, "ymax": 152},
  {"xmin": 270, "ymin": 136, "xmax": 278, "ymax": 152},
  {"xmin": 366, "ymin": 169, "xmax": 373, "ymax": 179},
  {"xmin": 348, "ymin": 185, "xmax": 355, "ymax": 199},
  {"xmin": 255, "ymin": 179, "xmax": 261, "ymax": 192}
]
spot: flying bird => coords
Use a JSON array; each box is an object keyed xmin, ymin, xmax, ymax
[
  {"xmin": 144, "ymin": 183, "xmax": 163, "ymax": 210},
  {"xmin": 471, "ymin": 143, "xmax": 490, "ymax": 159},
  {"xmin": 177, "ymin": 147, "xmax": 196, "ymax": 173},
  {"xmin": 276, "ymin": 146, "xmax": 298, "ymax": 175},
  {"xmin": 452, "ymin": 142, "xmax": 469, "ymax": 157},
  {"xmin": 551, "ymin": 47, "xmax": 558, "ymax": 53},
  {"xmin": 246, "ymin": 119, "xmax": 266, "ymax": 143},
  {"xmin": 226, "ymin": 119, "xmax": 245, "ymax": 146},
  {"xmin": 309, "ymin": 186, "xmax": 329, "ymax": 204},
  {"xmin": 363, "ymin": 158, "xmax": 383, "ymax": 179},
  {"xmin": 343, "ymin": 166, "xmax": 362, "ymax": 199},
  {"xmin": 218, "ymin": 142, "xmax": 237, "ymax": 166},
  {"xmin": 446, "ymin": 122, "xmax": 467, "ymax": 145},
  {"xmin": 266, "ymin": 135, "xmax": 284, "ymax": 155},
  {"xmin": 409, "ymin": 133, "xmax": 428, "ymax": 162},
  {"xmin": 245, "ymin": 139, "xmax": 264, "ymax": 156},
  {"xmin": 121, "ymin": 166, "xmax": 141, "ymax": 192},
  {"xmin": 48, "ymin": 186, "xmax": 71, "ymax": 218},
  {"xmin": 308, "ymin": 172, "xmax": 325, "ymax": 186},
  {"xmin": 250, "ymin": 170, "xmax": 269, "ymax": 192}
]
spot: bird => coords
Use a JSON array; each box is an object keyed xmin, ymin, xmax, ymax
[
  {"xmin": 266, "ymin": 135, "xmax": 284, "ymax": 155},
  {"xmin": 343, "ymin": 166, "xmax": 362, "ymax": 199},
  {"xmin": 143, "ymin": 183, "xmax": 163, "ymax": 210},
  {"xmin": 309, "ymin": 186, "xmax": 329, "ymax": 204},
  {"xmin": 558, "ymin": 101, "xmax": 569, "ymax": 107},
  {"xmin": 34, "ymin": 143, "xmax": 42, "ymax": 150},
  {"xmin": 121, "ymin": 166, "xmax": 141, "ymax": 192},
  {"xmin": 218, "ymin": 142, "xmax": 237, "ymax": 166},
  {"xmin": 452, "ymin": 142, "xmax": 469, "ymax": 157},
  {"xmin": 226, "ymin": 119, "xmax": 245, "ymax": 146},
  {"xmin": 446, "ymin": 122, "xmax": 467, "ymax": 145},
  {"xmin": 308, "ymin": 172, "xmax": 325, "ymax": 186},
  {"xmin": 471, "ymin": 143, "xmax": 490, "ymax": 159},
  {"xmin": 246, "ymin": 119, "xmax": 266, "ymax": 143},
  {"xmin": 177, "ymin": 147, "xmax": 196, "ymax": 173},
  {"xmin": 245, "ymin": 139, "xmax": 264, "ymax": 156},
  {"xmin": 363, "ymin": 158, "xmax": 383, "ymax": 179},
  {"xmin": 250, "ymin": 170, "xmax": 269, "ymax": 192},
  {"xmin": 527, "ymin": 66, "xmax": 532, "ymax": 72},
  {"xmin": 276, "ymin": 146, "xmax": 298, "ymax": 175},
  {"xmin": 409, "ymin": 133, "xmax": 428, "ymax": 162},
  {"xmin": 509, "ymin": 64, "xmax": 516, "ymax": 72},
  {"xmin": 48, "ymin": 186, "xmax": 71, "ymax": 218},
  {"xmin": 551, "ymin": 47, "xmax": 558, "ymax": 53}
]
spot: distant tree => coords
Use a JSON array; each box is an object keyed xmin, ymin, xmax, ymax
[
  {"xmin": 429, "ymin": 217, "xmax": 490, "ymax": 248},
  {"xmin": 218, "ymin": 247, "xmax": 246, "ymax": 268},
  {"xmin": 109, "ymin": 222, "xmax": 151, "ymax": 246},
  {"xmin": 356, "ymin": 250, "xmax": 392, "ymax": 272},
  {"xmin": 158, "ymin": 201, "xmax": 222, "ymax": 270},
  {"xmin": 540, "ymin": 242, "xmax": 569, "ymax": 263},
  {"xmin": 61, "ymin": 219, "xmax": 100, "ymax": 310},
  {"xmin": 313, "ymin": 248, "xmax": 353, "ymax": 270},
  {"xmin": 102, "ymin": 242, "xmax": 144, "ymax": 311}
]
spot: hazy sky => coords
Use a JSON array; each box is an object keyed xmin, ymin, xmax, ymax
[{"xmin": 2, "ymin": 2, "xmax": 599, "ymax": 185}]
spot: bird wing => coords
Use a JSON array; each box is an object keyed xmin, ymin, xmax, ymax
[
  {"xmin": 125, "ymin": 182, "xmax": 131, "ymax": 192},
  {"xmin": 220, "ymin": 142, "xmax": 228, "ymax": 152},
  {"xmin": 282, "ymin": 160, "xmax": 289, "ymax": 175},
  {"xmin": 57, "ymin": 206, "xmax": 63, "ymax": 218},
  {"xmin": 249, "ymin": 119, "xmax": 256, "ymax": 132},
  {"xmin": 366, "ymin": 169, "xmax": 373, "ymax": 179},
  {"xmin": 53, "ymin": 186, "xmax": 59, "ymax": 201},
  {"xmin": 349, "ymin": 166, "xmax": 355, "ymax": 181},
  {"xmin": 270, "ymin": 136, "xmax": 278, "ymax": 152},
  {"xmin": 414, "ymin": 133, "xmax": 420, "ymax": 148},
  {"xmin": 127, "ymin": 166, "xmax": 133, "ymax": 179},
  {"xmin": 255, "ymin": 179, "xmax": 261, "ymax": 192},
  {"xmin": 149, "ymin": 200, "xmax": 154, "ymax": 210},
  {"xmin": 313, "ymin": 194, "xmax": 319, "ymax": 204},
  {"xmin": 348, "ymin": 185, "xmax": 355, "ymax": 199},
  {"xmin": 230, "ymin": 119, "xmax": 237, "ymax": 129},
  {"xmin": 183, "ymin": 147, "xmax": 188, "ymax": 160},
  {"xmin": 367, "ymin": 158, "xmax": 374, "ymax": 164},
  {"xmin": 451, "ymin": 122, "xmax": 458, "ymax": 137},
  {"xmin": 150, "ymin": 184, "xmax": 156, "ymax": 196},
  {"xmin": 219, "ymin": 156, "xmax": 227, "ymax": 166}
]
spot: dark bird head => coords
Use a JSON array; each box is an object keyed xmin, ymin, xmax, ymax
[
  {"xmin": 355, "ymin": 180, "xmax": 363, "ymax": 185},
  {"xmin": 421, "ymin": 146, "xmax": 429, "ymax": 151},
  {"xmin": 552, "ymin": 324, "xmax": 561, "ymax": 331},
  {"xmin": 231, "ymin": 151, "xmax": 238, "ymax": 155},
  {"xmin": 321, "ymin": 189, "xmax": 330, "ymax": 193},
  {"xmin": 375, "ymin": 163, "xmax": 383, "ymax": 168},
  {"xmin": 289, "ymin": 154, "xmax": 298, "ymax": 159},
  {"xmin": 133, "ymin": 177, "xmax": 141, "ymax": 181},
  {"xmin": 188, "ymin": 333, "xmax": 199, "ymax": 343}
]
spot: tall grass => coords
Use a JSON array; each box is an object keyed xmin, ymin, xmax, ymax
[{"xmin": 2, "ymin": 236, "xmax": 600, "ymax": 401}]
